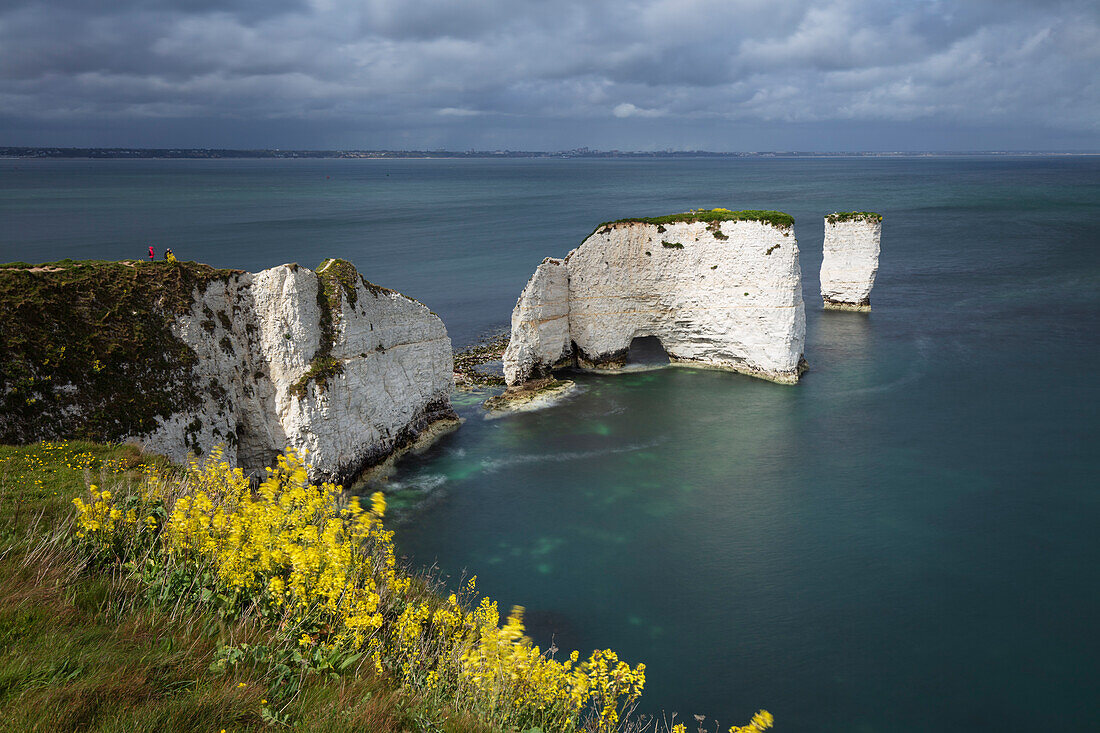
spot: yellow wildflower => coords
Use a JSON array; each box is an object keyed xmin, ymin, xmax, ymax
[{"xmin": 69, "ymin": 446, "xmax": 653, "ymax": 733}]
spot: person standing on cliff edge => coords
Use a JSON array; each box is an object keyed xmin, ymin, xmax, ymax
[{"xmin": 148, "ymin": 245, "xmax": 155, "ymax": 261}]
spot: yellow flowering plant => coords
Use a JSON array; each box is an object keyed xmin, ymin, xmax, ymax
[{"xmin": 70, "ymin": 446, "xmax": 659, "ymax": 731}]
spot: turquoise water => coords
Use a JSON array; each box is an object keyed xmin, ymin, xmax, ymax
[{"xmin": 3, "ymin": 156, "xmax": 1099, "ymax": 730}]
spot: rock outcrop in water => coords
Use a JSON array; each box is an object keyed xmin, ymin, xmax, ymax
[
  {"xmin": 820, "ymin": 212, "xmax": 882, "ymax": 311},
  {"xmin": 503, "ymin": 210, "xmax": 807, "ymax": 387},
  {"xmin": 0, "ymin": 258, "xmax": 455, "ymax": 484}
]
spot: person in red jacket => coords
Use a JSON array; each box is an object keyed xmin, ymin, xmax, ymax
[{"xmin": 148, "ymin": 245, "xmax": 155, "ymax": 261}]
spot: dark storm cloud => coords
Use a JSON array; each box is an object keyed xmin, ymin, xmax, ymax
[{"xmin": 0, "ymin": 0, "xmax": 1097, "ymax": 149}]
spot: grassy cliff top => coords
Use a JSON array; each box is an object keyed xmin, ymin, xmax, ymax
[
  {"xmin": 826, "ymin": 211, "xmax": 883, "ymax": 224},
  {"xmin": 0, "ymin": 258, "xmax": 242, "ymax": 298},
  {"xmin": 317, "ymin": 257, "xmax": 399, "ymax": 304},
  {"xmin": 0, "ymin": 259, "xmax": 242, "ymax": 444},
  {"xmin": 596, "ymin": 208, "xmax": 795, "ymax": 232}
]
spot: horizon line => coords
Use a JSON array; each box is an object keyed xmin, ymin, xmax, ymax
[{"xmin": 3, "ymin": 146, "xmax": 1099, "ymax": 159}]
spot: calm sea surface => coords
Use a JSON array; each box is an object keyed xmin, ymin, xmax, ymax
[{"xmin": 3, "ymin": 156, "xmax": 1098, "ymax": 730}]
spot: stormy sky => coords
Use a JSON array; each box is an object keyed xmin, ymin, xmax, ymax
[{"xmin": 1, "ymin": 0, "xmax": 1097, "ymax": 151}]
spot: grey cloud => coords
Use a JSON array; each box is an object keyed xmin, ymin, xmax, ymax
[
  {"xmin": 0, "ymin": 0, "xmax": 1096, "ymax": 149},
  {"xmin": 0, "ymin": 0, "xmax": 307, "ymax": 20}
]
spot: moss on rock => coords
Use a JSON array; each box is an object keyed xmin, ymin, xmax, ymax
[
  {"xmin": 291, "ymin": 258, "xmax": 401, "ymax": 399},
  {"xmin": 290, "ymin": 259, "xmax": 349, "ymax": 399},
  {"xmin": 483, "ymin": 377, "xmax": 574, "ymax": 411},
  {"xmin": 289, "ymin": 356, "xmax": 344, "ymax": 398},
  {"xmin": 317, "ymin": 258, "xmax": 361, "ymax": 309},
  {"xmin": 453, "ymin": 333, "xmax": 509, "ymax": 389}
]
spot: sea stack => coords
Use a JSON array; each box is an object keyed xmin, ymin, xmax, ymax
[
  {"xmin": 503, "ymin": 209, "xmax": 807, "ymax": 387},
  {"xmin": 820, "ymin": 212, "xmax": 882, "ymax": 311}
]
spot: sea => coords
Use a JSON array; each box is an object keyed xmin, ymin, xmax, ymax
[{"xmin": 2, "ymin": 155, "xmax": 1098, "ymax": 731}]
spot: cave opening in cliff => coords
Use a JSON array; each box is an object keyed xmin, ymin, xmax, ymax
[{"xmin": 625, "ymin": 335, "xmax": 671, "ymax": 366}]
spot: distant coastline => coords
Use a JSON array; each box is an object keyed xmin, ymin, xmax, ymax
[{"xmin": 2, "ymin": 146, "xmax": 1097, "ymax": 160}]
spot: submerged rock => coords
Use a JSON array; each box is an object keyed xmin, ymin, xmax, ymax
[
  {"xmin": 0, "ymin": 258, "xmax": 456, "ymax": 484},
  {"xmin": 483, "ymin": 378, "xmax": 579, "ymax": 415},
  {"xmin": 820, "ymin": 212, "xmax": 883, "ymax": 311},
  {"xmin": 503, "ymin": 210, "xmax": 807, "ymax": 387}
]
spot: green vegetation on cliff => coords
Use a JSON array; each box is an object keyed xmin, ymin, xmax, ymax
[
  {"xmin": 0, "ymin": 260, "xmax": 240, "ymax": 445},
  {"xmin": 825, "ymin": 211, "xmax": 882, "ymax": 224},
  {"xmin": 289, "ymin": 260, "xmax": 345, "ymax": 398},
  {"xmin": 289, "ymin": 258, "xmax": 398, "ymax": 398},
  {"xmin": 595, "ymin": 208, "xmax": 795, "ymax": 235}
]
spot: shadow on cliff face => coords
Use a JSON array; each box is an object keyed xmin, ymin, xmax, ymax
[{"xmin": 624, "ymin": 335, "xmax": 671, "ymax": 368}]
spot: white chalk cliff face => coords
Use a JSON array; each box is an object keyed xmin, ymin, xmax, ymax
[
  {"xmin": 146, "ymin": 259, "xmax": 455, "ymax": 484},
  {"xmin": 501, "ymin": 258, "xmax": 572, "ymax": 385},
  {"xmin": 820, "ymin": 215, "xmax": 882, "ymax": 311},
  {"xmin": 504, "ymin": 212, "xmax": 807, "ymax": 386}
]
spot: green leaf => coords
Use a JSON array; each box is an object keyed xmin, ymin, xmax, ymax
[{"xmin": 338, "ymin": 651, "xmax": 364, "ymax": 671}]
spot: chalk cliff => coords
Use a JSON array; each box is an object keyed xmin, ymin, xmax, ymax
[
  {"xmin": 820, "ymin": 213, "xmax": 882, "ymax": 311},
  {"xmin": 503, "ymin": 210, "xmax": 807, "ymax": 386},
  {"xmin": 0, "ymin": 259, "xmax": 455, "ymax": 484}
]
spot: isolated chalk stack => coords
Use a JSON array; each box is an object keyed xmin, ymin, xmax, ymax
[{"xmin": 820, "ymin": 212, "xmax": 882, "ymax": 311}]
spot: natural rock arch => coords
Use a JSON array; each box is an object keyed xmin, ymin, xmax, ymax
[{"xmin": 503, "ymin": 210, "xmax": 807, "ymax": 387}]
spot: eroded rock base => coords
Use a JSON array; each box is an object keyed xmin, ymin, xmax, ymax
[
  {"xmin": 349, "ymin": 414, "xmax": 462, "ymax": 488},
  {"xmin": 823, "ymin": 297, "xmax": 872, "ymax": 312}
]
